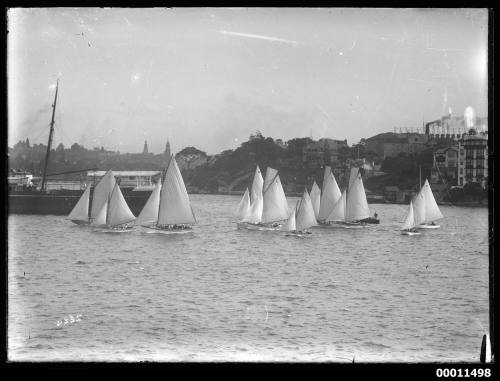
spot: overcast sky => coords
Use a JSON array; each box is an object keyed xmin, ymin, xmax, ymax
[{"xmin": 8, "ymin": 8, "xmax": 488, "ymax": 155}]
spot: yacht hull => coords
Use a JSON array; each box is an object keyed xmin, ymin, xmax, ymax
[
  {"xmin": 419, "ymin": 224, "xmax": 440, "ymax": 229},
  {"xmin": 401, "ymin": 231, "xmax": 422, "ymax": 236},
  {"xmin": 143, "ymin": 225, "xmax": 194, "ymax": 234},
  {"xmin": 237, "ymin": 222, "xmax": 282, "ymax": 231}
]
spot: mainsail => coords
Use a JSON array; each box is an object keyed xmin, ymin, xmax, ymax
[
  {"xmin": 107, "ymin": 183, "xmax": 136, "ymax": 227},
  {"xmin": 421, "ymin": 180, "xmax": 444, "ymax": 222},
  {"xmin": 250, "ymin": 166, "xmax": 264, "ymax": 203},
  {"xmin": 247, "ymin": 194, "xmax": 263, "ymax": 224},
  {"xmin": 90, "ymin": 200, "xmax": 108, "ymax": 227},
  {"xmin": 282, "ymin": 209, "xmax": 297, "ymax": 232},
  {"xmin": 296, "ymin": 189, "xmax": 317, "ymax": 231},
  {"xmin": 348, "ymin": 167, "xmax": 359, "ymax": 190},
  {"xmin": 310, "ymin": 181, "xmax": 321, "ymax": 219},
  {"xmin": 345, "ymin": 168, "xmax": 371, "ymax": 222},
  {"xmin": 326, "ymin": 189, "xmax": 346, "ymax": 222},
  {"xmin": 157, "ymin": 155, "xmax": 196, "ymax": 225},
  {"xmin": 401, "ymin": 201, "xmax": 416, "ymax": 230},
  {"xmin": 67, "ymin": 185, "xmax": 91, "ymax": 222},
  {"xmin": 318, "ymin": 166, "xmax": 341, "ymax": 221},
  {"xmin": 412, "ymin": 191, "xmax": 426, "ymax": 226},
  {"xmin": 263, "ymin": 167, "xmax": 278, "ymax": 193},
  {"xmin": 236, "ymin": 188, "xmax": 251, "ymax": 221},
  {"xmin": 261, "ymin": 167, "xmax": 289, "ymax": 224},
  {"xmin": 90, "ymin": 170, "xmax": 116, "ymax": 219},
  {"xmin": 136, "ymin": 180, "xmax": 162, "ymax": 225}
]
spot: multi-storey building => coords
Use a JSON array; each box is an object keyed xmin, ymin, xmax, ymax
[
  {"xmin": 432, "ymin": 146, "xmax": 459, "ymax": 185},
  {"xmin": 364, "ymin": 132, "xmax": 428, "ymax": 159},
  {"xmin": 302, "ymin": 138, "xmax": 348, "ymax": 168},
  {"xmin": 457, "ymin": 129, "xmax": 488, "ymax": 188}
]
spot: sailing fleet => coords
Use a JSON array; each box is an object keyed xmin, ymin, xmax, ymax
[
  {"xmin": 67, "ymin": 155, "xmax": 196, "ymax": 234},
  {"xmin": 236, "ymin": 164, "xmax": 443, "ymax": 237},
  {"xmin": 68, "ymin": 157, "xmax": 444, "ymax": 237}
]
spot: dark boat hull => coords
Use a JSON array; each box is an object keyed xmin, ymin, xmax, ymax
[{"xmin": 8, "ymin": 190, "xmax": 150, "ymax": 216}]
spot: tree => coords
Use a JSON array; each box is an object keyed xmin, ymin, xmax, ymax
[{"xmin": 177, "ymin": 146, "xmax": 207, "ymax": 156}]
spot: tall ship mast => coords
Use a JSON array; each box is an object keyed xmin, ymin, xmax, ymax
[
  {"xmin": 8, "ymin": 78, "xmax": 153, "ymax": 215},
  {"xmin": 40, "ymin": 79, "xmax": 59, "ymax": 192}
]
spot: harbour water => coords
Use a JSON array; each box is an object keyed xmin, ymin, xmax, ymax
[{"xmin": 8, "ymin": 195, "xmax": 489, "ymax": 362}]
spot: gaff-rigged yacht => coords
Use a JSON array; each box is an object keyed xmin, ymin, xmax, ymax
[
  {"xmin": 321, "ymin": 167, "xmax": 379, "ymax": 227},
  {"xmin": 317, "ymin": 166, "xmax": 341, "ymax": 224},
  {"xmin": 139, "ymin": 155, "xmax": 196, "ymax": 234},
  {"xmin": 282, "ymin": 189, "xmax": 317, "ymax": 237},
  {"xmin": 400, "ymin": 199, "xmax": 422, "ymax": 236},
  {"xmin": 417, "ymin": 179, "xmax": 444, "ymax": 228},
  {"xmin": 67, "ymin": 169, "xmax": 116, "ymax": 225},
  {"xmin": 237, "ymin": 166, "xmax": 289, "ymax": 231},
  {"xmin": 90, "ymin": 182, "xmax": 136, "ymax": 232}
]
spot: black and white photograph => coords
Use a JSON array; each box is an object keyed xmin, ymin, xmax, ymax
[{"xmin": 6, "ymin": 8, "xmax": 492, "ymax": 365}]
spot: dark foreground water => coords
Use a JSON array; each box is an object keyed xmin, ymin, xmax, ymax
[{"xmin": 8, "ymin": 195, "xmax": 489, "ymax": 362}]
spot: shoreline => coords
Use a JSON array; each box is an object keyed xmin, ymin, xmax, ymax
[{"xmin": 188, "ymin": 191, "xmax": 489, "ymax": 207}]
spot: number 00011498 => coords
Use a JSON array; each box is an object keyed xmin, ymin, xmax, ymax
[{"xmin": 436, "ymin": 368, "xmax": 491, "ymax": 377}]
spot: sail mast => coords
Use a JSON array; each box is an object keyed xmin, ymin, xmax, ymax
[{"xmin": 40, "ymin": 79, "xmax": 59, "ymax": 192}]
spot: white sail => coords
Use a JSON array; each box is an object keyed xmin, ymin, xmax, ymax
[
  {"xmin": 250, "ymin": 166, "xmax": 264, "ymax": 203},
  {"xmin": 318, "ymin": 167, "xmax": 341, "ymax": 221},
  {"xmin": 67, "ymin": 185, "xmax": 90, "ymax": 222},
  {"xmin": 296, "ymin": 189, "xmax": 317, "ymax": 231},
  {"xmin": 136, "ymin": 181, "xmax": 162, "ymax": 225},
  {"xmin": 421, "ymin": 180, "xmax": 444, "ymax": 222},
  {"xmin": 90, "ymin": 200, "xmax": 107, "ymax": 227},
  {"xmin": 348, "ymin": 167, "xmax": 359, "ymax": 190},
  {"xmin": 261, "ymin": 169, "xmax": 289, "ymax": 223},
  {"xmin": 327, "ymin": 189, "xmax": 346, "ymax": 222},
  {"xmin": 157, "ymin": 156, "xmax": 196, "ymax": 225},
  {"xmin": 90, "ymin": 170, "xmax": 116, "ymax": 219},
  {"xmin": 247, "ymin": 194, "xmax": 263, "ymax": 224},
  {"xmin": 401, "ymin": 202, "xmax": 416, "ymax": 230},
  {"xmin": 310, "ymin": 181, "xmax": 321, "ymax": 219},
  {"xmin": 237, "ymin": 188, "xmax": 251, "ymax": 221},
  {"xmin": 412, "ymin": 190, "xmax": 426, "ymax": 226},
  {"xmin": 282, "ymin": 209, "xmax": 297, "ymax": 232},
  {"xmin": 107, "ymin": 183, "xmax": 136, "ymax": 227},
  {"xmin": 345, "ymin": 169, "xmax": 371, "ymax": 221},
  {"xmin": 263, "ymin": 167, "xmax": 278, "ymax": 192}
]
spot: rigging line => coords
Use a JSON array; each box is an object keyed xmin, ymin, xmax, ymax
[
  {"xmin": 434, "ymin": 163, "xmax": 456, "ymax": 208},
  {"xmin": 30, "ymin": 125, "xmax": 50, "ymax": 144},
  {"xmin": 262, "ymin": 172, "xmax": 280, "ymax": 195}
]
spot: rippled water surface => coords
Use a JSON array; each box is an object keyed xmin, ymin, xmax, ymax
[{"xmin": 8, "ymin": 195, "xmax": 490, "ymax": 362}]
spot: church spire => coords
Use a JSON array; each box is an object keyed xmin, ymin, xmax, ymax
[{"xmin": 165, "ymin": 139, "xmax": 171, "ymax": 157}]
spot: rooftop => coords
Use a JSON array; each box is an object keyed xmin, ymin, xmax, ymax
[{"xmin": 87, "ymin": 170, "xmax": 161, "ymax": 177}]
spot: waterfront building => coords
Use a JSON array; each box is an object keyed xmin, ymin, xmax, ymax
[
  {"xmin": 457, "ymin": 129, "xmax": 488, "ymax": 188},
  {"xmin": 432, "ymin": 146, "xmax": 459, "ymax": 186},
  {"xmin": 86, "ymin": 170, "xmax": 161, "ymax": 190},
  {"xmin": 364, "ymin": 132, "xmax": 428, "ymax": 159},
  {"xmin": 302, "ymin": 138, "xmax": 348, "ymax": 168}
]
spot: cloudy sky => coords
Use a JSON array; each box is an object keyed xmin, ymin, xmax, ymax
[{"xmin": 8, "ymin": 8, "xmax": 488, "ymax": 155}]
